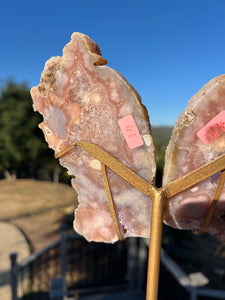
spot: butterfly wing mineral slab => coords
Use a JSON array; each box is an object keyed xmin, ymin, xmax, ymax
[
  {"xmin": 31, "ymin": 33, "xmax": 156, "ymax": 243},
  {"xmin": 163, "ymin": 75, "xmax": 225, "ymax": 243}
]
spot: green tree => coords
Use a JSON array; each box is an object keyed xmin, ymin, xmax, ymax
[
  {"xmin": 151, "ymin": 127, "xmax": 172, "ymax": 187},
  {"xmin": 154, "ymin": 141, "xmax": 167, "ymax": 187},
  {"xmin": 0, "ymin": 80, "xmax": 62, "ymax": 180}
]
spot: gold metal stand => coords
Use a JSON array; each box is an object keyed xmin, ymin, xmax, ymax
[
  {"xmin": 55, "ymin": 141, "xmax": 225, "ymax": 300},
  {"xmin": 146, "ymin": 189, "xmax": 165, "ymax": 300}
]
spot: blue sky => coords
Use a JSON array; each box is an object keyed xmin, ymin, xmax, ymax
[{"xmin": 1, "ymin": 0, "xmax": 225, "ymax": 125}]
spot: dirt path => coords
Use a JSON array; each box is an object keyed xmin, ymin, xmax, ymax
[{"xmin": 0, "ymin": 222, "xmax": 30, "ymax": 300}]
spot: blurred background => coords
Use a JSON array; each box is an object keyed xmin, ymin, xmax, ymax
[{"xmin": 1, "ymin": 1, "xmax": 225, "ymax": 299}]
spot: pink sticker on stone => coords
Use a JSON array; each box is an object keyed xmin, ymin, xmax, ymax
[
  {"xmin": 197, "ymin": 111, "xmax": 225, "ymax": 145},
  {"xmin": 118, "ymin": 115, "xmax": 144, "ymax": 149}
]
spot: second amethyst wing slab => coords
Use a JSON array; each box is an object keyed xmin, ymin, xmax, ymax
[
  {"xmin": 31, "ymin": 32, "xmax": 156, "ymax": 243},
  {"xmin": 163, "ymin": 75, "xmax": 225, "ymax": 243}
]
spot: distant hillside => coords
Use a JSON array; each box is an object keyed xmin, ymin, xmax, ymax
[{"xmin": 152, "ymin": 126, "xmax": 173, "ymax": 146}]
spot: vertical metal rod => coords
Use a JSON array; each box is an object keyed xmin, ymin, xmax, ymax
[
  {"xmin": 127, "ymin": 237, "xmax": 137, "ymax": 289},
  {"xmin": 10, "ymin": 252, "xmax": 18, "ymax": 300},
  {"xmin": 146, "ymin": 190, "xmax": 165, "ymax": 300},
  {"xmin": 60, "ymin": 223, "xmax": 68, "ymax": 291},
  {"xmin": 138, "ymin": 238, "xmax": 148, "ymax": 289}
]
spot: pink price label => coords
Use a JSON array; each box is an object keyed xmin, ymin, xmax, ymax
[
  {"xmin": 118, "ymin": 115, "xmax": 144, "ymax": 149},
  {"xmin": 197, "ymin": 111, "xmax": 225, "ymax": 145}
]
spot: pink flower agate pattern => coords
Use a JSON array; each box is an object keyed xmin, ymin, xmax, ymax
[
  {"xmin": 31, "ymin": 33, "xmax": 156, "ymax": 243},
  {"xmin": 163, "ymin": 75, "xmax": 225, "ymax": 243}
]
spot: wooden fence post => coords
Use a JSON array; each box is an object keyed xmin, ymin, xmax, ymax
[{"xmin": 10, "ymin": 252, "xmax": 18, "ymax": 300}]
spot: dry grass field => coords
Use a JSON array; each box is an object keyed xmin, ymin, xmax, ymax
[{"xmin": 0, "ymin": 179, "xmax": 77, "ymax": 251}]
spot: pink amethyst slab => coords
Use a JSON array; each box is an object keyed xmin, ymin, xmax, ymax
[
  {"xmin": 31, "ymin": 32, "xmax": 156, "ymax": 243},
  {"xmin": 163, "ymin": 75, "xmax": 225, "ymax": 243}
]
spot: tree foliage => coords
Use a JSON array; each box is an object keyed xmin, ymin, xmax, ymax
[
  {"xmin": 154, "ymin": 141, "xmax": 167, "ymax": 187},
  {"xmin": 0, "ymin": 80, "xmax": 67, "ymax": 181},
  {"xmin": 151, "ymin": 127, "xmax": 172, "ymax": 187}
]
